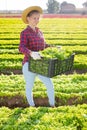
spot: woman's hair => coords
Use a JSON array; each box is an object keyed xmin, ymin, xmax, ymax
[{"xmin": 27, "ymin": 10, "xmax": 40, "ymax": 17}]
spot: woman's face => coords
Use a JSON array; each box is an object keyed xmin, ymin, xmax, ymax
[{"xmin": 27, "ymin": 13, "xmax": 40, "ymax": 27}]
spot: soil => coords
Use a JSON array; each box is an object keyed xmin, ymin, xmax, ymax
[{"xmin": 0, "ymin": 95, "xmax": 87, "ymax": 108}]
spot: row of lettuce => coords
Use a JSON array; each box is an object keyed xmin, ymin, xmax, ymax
[
  {"xmin": 0, "ymin": 73, "xmax": 87, "ymax": 106},
  {"xmin": 0, "ymin": 104, "xmax": 87, "ymax": 130}
]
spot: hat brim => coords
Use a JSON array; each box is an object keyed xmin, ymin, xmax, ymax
[{"xmin": 22, "ymin": 6, "xmax": 43, "ymax": 24}]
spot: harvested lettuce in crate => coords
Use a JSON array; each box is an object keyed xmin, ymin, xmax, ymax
[{"xmin": 29, "ymin": 47, "xmax": 75, "ymax": 77}]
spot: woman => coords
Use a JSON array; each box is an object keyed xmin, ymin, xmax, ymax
[{"xmin": 19, "ymin": 6, "xmax": 55, "ymax": 107}]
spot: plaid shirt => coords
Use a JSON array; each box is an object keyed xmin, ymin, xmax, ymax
[{"xmin": 19, "ymin": 26, "xmax": 49, "ymax": 65}]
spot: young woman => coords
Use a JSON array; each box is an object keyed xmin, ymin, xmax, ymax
[{"xmin": 19, "ymin": 6, "xmax": 55, "ymax": 107}]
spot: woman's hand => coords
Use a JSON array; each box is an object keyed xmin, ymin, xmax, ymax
[{"xmin": 30, "ymin": 51, "xmax": 41, "ymax": 60}]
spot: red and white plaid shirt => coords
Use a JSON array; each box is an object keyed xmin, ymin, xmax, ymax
[{"xmin": 19, "ymin": 26, "xmax": 49, "ymax": 65}]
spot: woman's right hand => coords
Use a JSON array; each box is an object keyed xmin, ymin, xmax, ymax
[{"xmin": 30, "ymin": 51, "xmax": 41, "ymax": 60}]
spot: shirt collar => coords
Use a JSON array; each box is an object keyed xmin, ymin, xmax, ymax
[{"xmin": 27, "ymin": 26, "xmax": 39, "ymax": 33}]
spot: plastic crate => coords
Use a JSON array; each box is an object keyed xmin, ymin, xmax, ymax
[{"xmin": 29, "ymin": 53, "xmax": 75, "ymax": 78}]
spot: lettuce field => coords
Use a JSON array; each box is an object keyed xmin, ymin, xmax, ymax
[
  {"xmin": 0, "ymin": 18, "xmax": 87, "ymax": 129},
  {"xmin": 0, "ymin": 18, "xmax": 87, "ymax": 73}
]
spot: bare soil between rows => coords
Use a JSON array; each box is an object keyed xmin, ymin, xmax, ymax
[{"xmin": 0, "ymin": 95, "xmax": 87, "ymax": 108}]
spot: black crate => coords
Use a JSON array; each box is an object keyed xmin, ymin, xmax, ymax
[{"xmin": 29, "ymin": 53, "xmax": 75, "ymax": 78}]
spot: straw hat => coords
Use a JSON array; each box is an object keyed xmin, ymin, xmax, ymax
[{"xmin": 22, "ymin": 6, "xmax": 43, "ymax": 24}]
